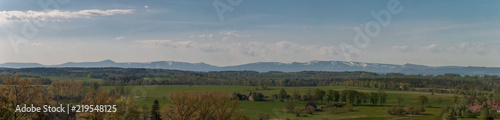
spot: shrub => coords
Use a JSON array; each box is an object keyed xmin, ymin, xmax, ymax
[
  {"xmin": 305, "ymin": 106, "xmax": 315, "ymax": 114},
  {"xmin": 344, "ymin": 102, "xmax": 354, "ymax": 112},
  {"xmin": 325, "ymin": 102, "xmax": 345, "ymax": 108},
  {"xmin": 283, "ymin": 99, "xmax": 295, "ymax": 113},
  {"xmin": 406, "ymin": 105, "xmax": 424, "ymax": 115},
  {"xmin": 442, "ymin": 113, "xmax": 457, "ymax": 120},
  {"xmin": 387, "ymin": 106, "xmax": 406, "ymax": 116},
  {"xmin": 232, "ymin": 92, "xmax": 248, "ymax": 100},
  {"xmin": 258, "ymin": 113, "xmax": 270, "ymax": 120},
  {"xmin": 250, "ymin": 92, "xmax": 265, "ymax": 101},
  {"xmin": 293, "ymin": 108, "xmax": 303, "ymax": 117},
  {"xmin": 329, "ymin": 107, "xmax": 348, "ymax": 114},
  {"xmin": 326, "ymin": 102, "xmax": 355, "ymax": 114}
]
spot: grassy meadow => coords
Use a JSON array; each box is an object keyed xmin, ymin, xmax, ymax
[
  {"xmin": 39, "ymin": 76, "xmax": 469, "ymax": 119},
  {"xmin": 92, "ymin": 85, "xmax": 460, "ymax": 120}
]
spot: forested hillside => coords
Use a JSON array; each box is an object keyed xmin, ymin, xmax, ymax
[{"xmin": 1, "ymin": 68, "xmax": 499, "ymax": 94}]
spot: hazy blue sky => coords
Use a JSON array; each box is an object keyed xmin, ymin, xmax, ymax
[{"xmin": 1, "ymin": 0, "xmax": 499, "ymax": 67}]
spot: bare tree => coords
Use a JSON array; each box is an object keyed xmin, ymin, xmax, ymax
[
  {"xmin": 161, "ymin": 90, "xmax": 245, "ymax": 120},
  {"xmin": 0, "ymin": 76, "xmax": 52, "ymax": 119},
  {"xmin": 76, "ymin": 88, "xmax": 118, "ymax": 119}
]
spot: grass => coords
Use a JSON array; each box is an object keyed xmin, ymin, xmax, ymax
[
  {"xmin": 10, "ymin": 75, "xmax": 478, "ymax": 119},
  {"xmin": 93, "ymin": 85, "xmax": 457, "ymax": 120}
]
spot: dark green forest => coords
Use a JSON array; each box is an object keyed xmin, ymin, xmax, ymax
[
  {"xmin": 2, "ymin": 68, "xmax": 500, "ymax": 119},
  {"xmin": 1, "ymin": 67, "xmax": 499, "ymax": 95}
]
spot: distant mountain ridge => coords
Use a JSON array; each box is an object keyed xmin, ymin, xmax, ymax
[{"xmin": 1, "ymin": 60, "xmax": 499, "ymax": 75}]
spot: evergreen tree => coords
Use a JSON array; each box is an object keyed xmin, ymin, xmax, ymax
[
  {"xmin": 151, "ymin": 100, "xmax": 161, "ymax": 120},
  {"xmin": 91, "ymin": 81, "xmax": 100, "ymax": 90}
]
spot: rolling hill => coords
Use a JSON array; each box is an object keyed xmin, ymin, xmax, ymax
[{"xmin": 1, "ymin": 60, "xmax": 499, "ymax": 75}]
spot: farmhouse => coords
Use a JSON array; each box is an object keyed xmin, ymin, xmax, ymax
[
  {"xmin": 248, "ymin": 92, "xmax": 255, "ymax": 101},
  {"xmin": 468, "ymin": 104, "xmax": 500, "ymax": 113}
]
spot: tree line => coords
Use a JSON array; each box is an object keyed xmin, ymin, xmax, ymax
[
  {"xmin": 2, "ymin": 68, "xmax": 500, "ymax": 94},
  {"xmin": 0, "ymin": 75, "xmax": 250, "ymax": 120}
]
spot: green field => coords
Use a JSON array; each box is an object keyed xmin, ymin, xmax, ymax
[{"xmin": 96, "ymin": 85, "xmax": 460, "ymax": 120}]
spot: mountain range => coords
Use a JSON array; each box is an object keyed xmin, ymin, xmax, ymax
[{"xmin": 1, "ymin": 60, "xmax": 499, "ymax": 76}]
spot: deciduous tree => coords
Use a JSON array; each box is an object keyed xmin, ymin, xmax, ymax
[
  {"xmin": 370, "ymin": 92, "xmax": 379, "ymax": 106},
  {"xmin": 141, "ymin": 105, "xmax": 149, "ymax": 120},
  {"xmin": 278, "ymin": 88, "xmax": 290, "ymax": 100},
  {"xmin": 451, "ymin": 95, "xmax": 459, "ymax": 104},
  {"xmin": 293, "ymin": 108, "xmax": 303, "ymax": 117},
  {"xmin": 76, "ymin": 87, "xmax": 118, "ymax": 120},
  {"xmin": 417, "ymin": 95, "xmax": 428, "ymax": 107},
  {"xmin": 0, "ymin": 76, "xmax": 52, "ymax": 119},
  {"xmin": 378, "ymin": 91, "xmax": 387, "ymax": 105},
  {"xmin": 397, "ymin": 96, "xmax": 404, "ymax": 107},
  {"xmin": 48, "ymin": 81, "xmax": 84, "ymax": 99},
  {"xmin": 283, "ymin": 99, "xmax": 295, "ymax": 113},
  {"xmin": 292, "ymin": 90, "xmax": 301, "ymax": 101},
  {"xmin": 305, "ymin": 106, "xmax": 315, "ymax": 114},
  {"xmin": 107, "ymin": 96, "xmax": 140, "ymax": 119},
  {"xmin": 314, "ymin": 89, "xmax": 326, "ymax": 103},
  {"xmin": 161, "ymin": 90, "xmax": 245, "ymax": 120},
  {"xmin": 257, "ymin": 113, "xmax": 269, "ymax": 120},
  {"xmin": 326, "ymin": 89, "xmax": 335, "ymax": 103}
]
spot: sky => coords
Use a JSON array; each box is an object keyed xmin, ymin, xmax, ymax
[{"xmin": 0, "ymin": 0, "xmax": 499, "ymax": 67}]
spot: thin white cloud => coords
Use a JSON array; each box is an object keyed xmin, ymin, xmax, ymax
[
  {"xmin": 391, "ymin": 44, "xmax": 446, "ymax": 53},
  {"xmin": 189, "ymin": 34, "xmax": 214, "ymax": 40},
  {"xmin": 136, "ymin": 40, "xmax": 342, "ymax": 57},
  {"xmin": 219, "ymin": 30, "xmax": 240, "ymax": 37},
  {"xmin": 391, "ymin": 45, "xmax": 415, "ymax": 52},
  {"xmin": 73, "ymin": 9, "xmax": 133, "ymax": 16},
  {"xmin": 391, "ymin": 42, "xmax": 497, "ymax": 55},
  {"xmin": 453, "ymin": 42, "xmax": 491, "ymax": 55},
  {"xmin": 198, "ymin": 34, "xmax": 214, "ymax": 40},
  {"xmin": 0, "ymin": 9, "xmax": 134, "ymax": 24},
  {"xmin": 137, "ymin": 40, "xmax": 173, "ymax": 48},
  {"xmin": 29, "ymin": 42, "xmax": 42, "ymax": 46},
  {"xmin": 115, "ymin": 37, "xmax": 124, "ymax": 40},
  {"xmin": 218, "ymin": 30, "xmax": 250, "ymax": 41},
  {"xmin": 422, "ymin": 44, "xmax": 446, "ymax": 53},
  {"xmin": 188, "ymin": 31, "xmax": 249, "ymax": 41},
  {"xmin": 221, "ymin": 36, "xmax": 230, "ymax": 41},
  {"xmin": 144, "ymin": 5, "xmax": 149, "ymax": 9}
]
